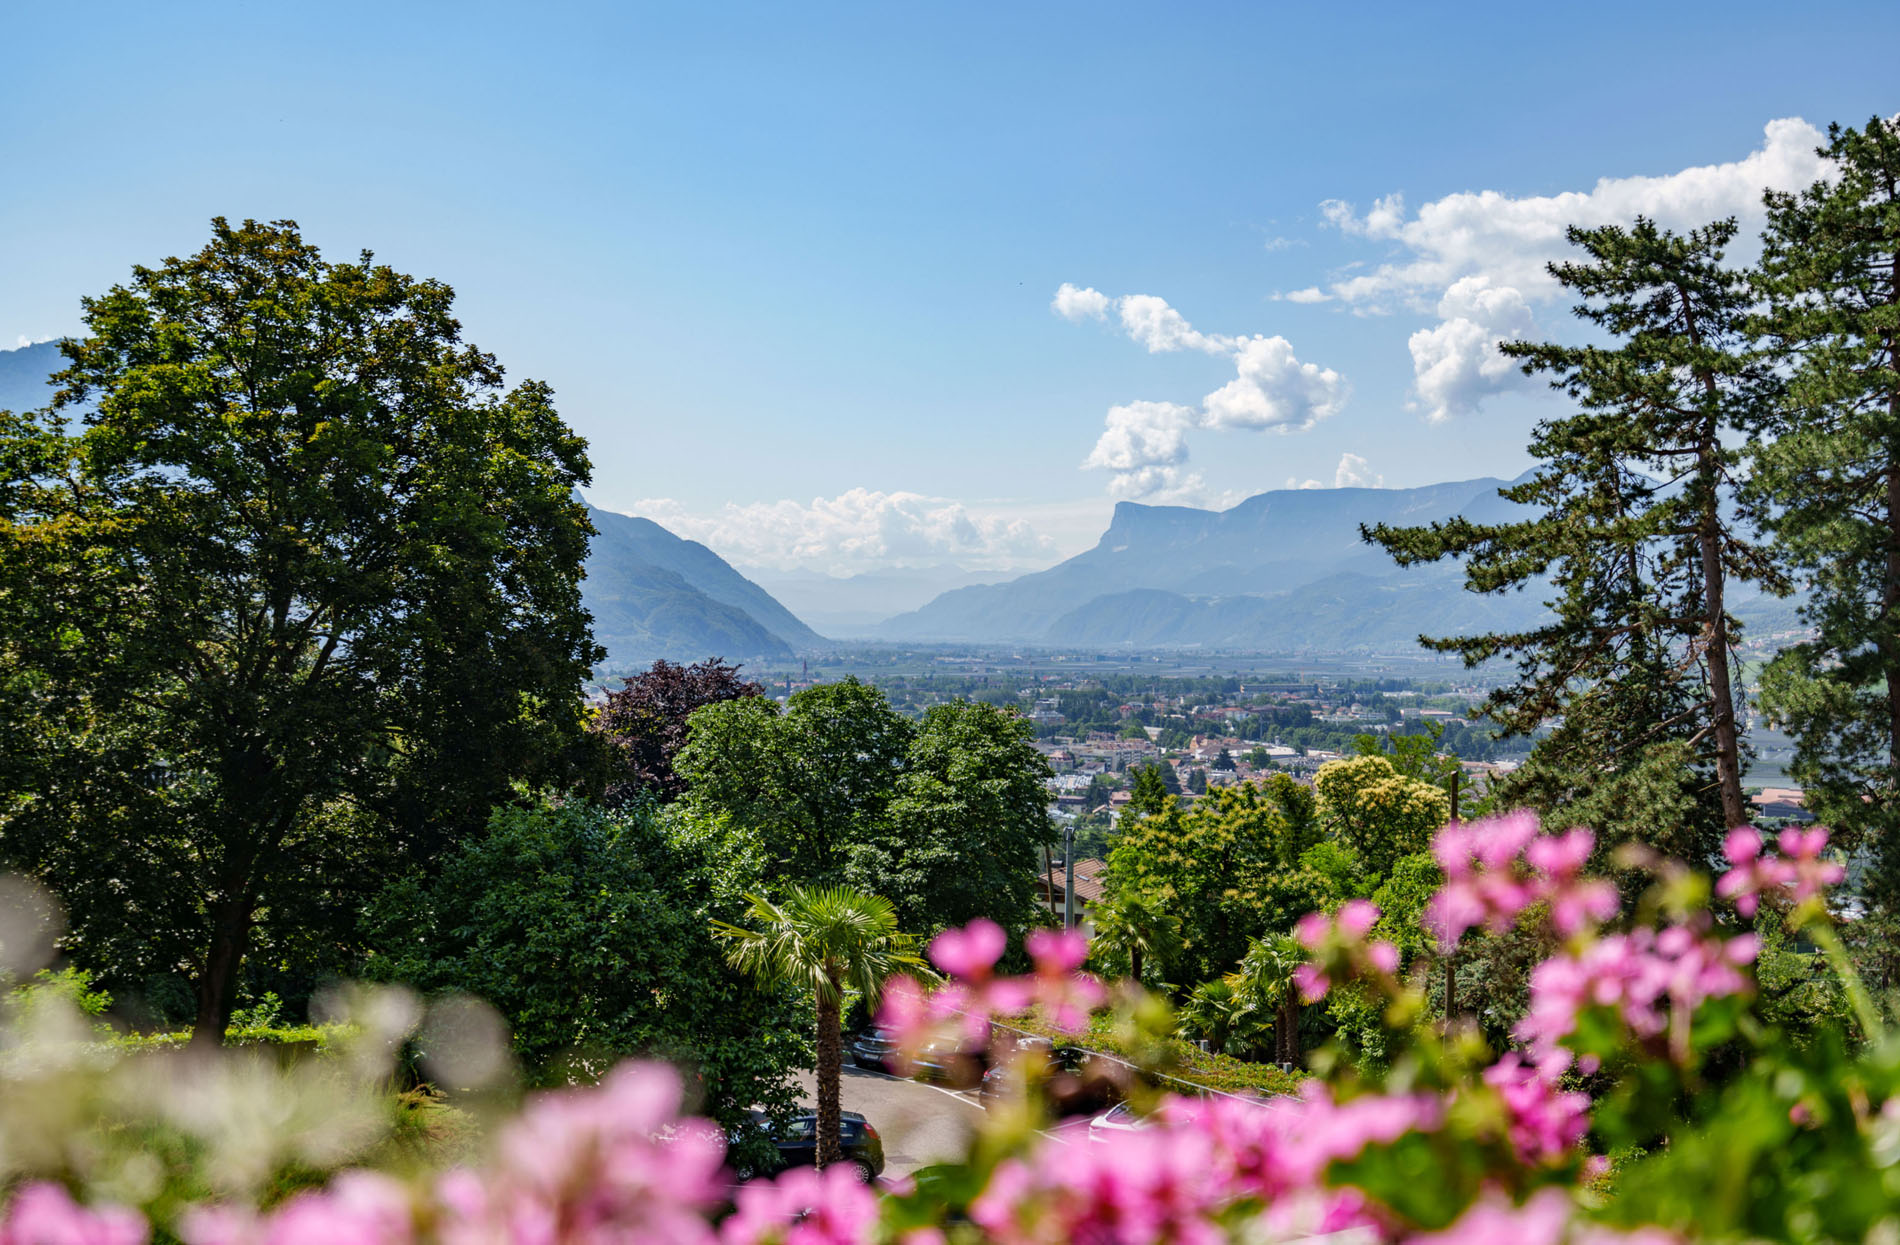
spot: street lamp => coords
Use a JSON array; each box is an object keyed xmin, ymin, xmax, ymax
[{"xmin": 1064, "ymin": 821, "xmax": 1076, "ymax": 930}]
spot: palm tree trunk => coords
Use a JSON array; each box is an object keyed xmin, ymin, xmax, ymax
[
  {"xmin": 815, "ymin": 972, "xmax": 844, "ymax": 1168},
  {"xmin": 1131, "ymin": 944, "xmax": 1143, "ymax": 985},
  {"xmin": 1278, "ymin": 996, "xmax": 1300, "ymax": 1066}
]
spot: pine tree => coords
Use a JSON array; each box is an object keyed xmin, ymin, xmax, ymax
[
  {"xmin": 1366, "ymin": 217, "xmax": 1782, "ymax": 841},
  {"xmin": 1750, "ymin": 116, "xmax": 1900, "ymax": 897}
]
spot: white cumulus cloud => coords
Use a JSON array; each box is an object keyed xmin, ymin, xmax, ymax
[
  {"xmin": 1333, "ymin": 452, "xmax": 1382, "ymax": 489},
  {"xmin": 1290, "ymin": 452, "xmax": 1385, "ymax": 491},
  {"xmin": 1056, "ymin": 288, "xmax": 1349, "ymax": 500},
  {"xmin": 1315, "ymin": 118, "xmax": 1835, "ymax": 418},
  {"xmin": 1081, "ymin": 401, "xmax": 1200, "ymax": 475},
  {"xmin": 1114, "ymin": 294, "xmax": 1237, "ymax": 355},
  {"xmin": 1203, "ymin": 335, "xmax": 1347, "ymax": 433},
  {"xmin": 1051, "ymin": 282, "xmax": 1110, "ymax": 321},
  {"xmin": 1407, "ymin": 277, "xmax": 1537, "ymax": 423},
  {"xmin": 620, "ymin": 489, "xmax": 1060, "ymax": 575}
]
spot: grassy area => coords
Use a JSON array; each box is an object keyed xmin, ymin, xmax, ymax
[{"xmin": 1001, "ymin": 1004, "xmax": 1304, "ymax": 1100}]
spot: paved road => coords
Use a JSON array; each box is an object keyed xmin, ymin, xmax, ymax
[{"xmin": 791, "ymin": 1064, "xmax": 985, "ymax": 1177}]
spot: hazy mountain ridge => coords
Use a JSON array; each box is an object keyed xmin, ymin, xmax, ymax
[
  {"xmin": 877, "ymin": 477, "xmax": 1538, "ymax": 647},
  {"xmin": 0, "ymin": 341, "xmax": 65, "ymax": 414},
  {"xmin": 880, "ymin": 475, "xmax": 1809, "ymax": 651},
  {"xmin": 750, "ymin": 564, "xmax": 1015, "ymax": 634},
  {"xmin": 585, "ymin": 507, "xmax": 824, "ymax": 654}
]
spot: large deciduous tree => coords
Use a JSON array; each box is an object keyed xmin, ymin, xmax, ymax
[
  {"xmin": 0, "ymin": 219, "xmax": 599, "ymax": 1041},
  {"xmin": 366, "ymin": 795, "xmax": 806, "ymax": 1140},
  {"xmin": 1751, "ymin": 116, "xmax": 1900, "ymax": 899},
  {"xmin": 591, "ymin": 658, "xmax": 761, "ymax": 806},
  {"xmin": 1102, "ymin": 783, "xmax": 1330, "ymax": 986},
  {"xmin": 676, "ymin": 677, "xmax": 913, "ymax": 884},
  {"xmin": 846, "ymin": 700, "xmax": 1054, "ymax": 938},
  {"xmin": 1314, "ymin": 755, "xmax": 1450, "ymax": 877}
]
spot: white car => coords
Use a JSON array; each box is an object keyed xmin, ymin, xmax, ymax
[{"xmin": 1087, "ymin": 1101, "xmax": 1145, "ymax": 1144}]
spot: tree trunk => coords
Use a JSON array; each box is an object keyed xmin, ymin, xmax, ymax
[
  {"xmin": 1444, "ymin": 950, "xmax": 1457, "ymax": 1023},
  {"xmin": 1885, "ymin": 456, "xmax": 1900, "ymax": 811},
  {"xmin": 191, "ymin": 892, "xmax": 255, "ymax": 1047},
  {"xmin": 1278, "ymin": 996, "xmax": 1300, "ymax": 1066},
  {"xmin": 1696, "ymin": 434, "xmax": 1748, "ymax": 830},
  {"xmin": 814, "ymin": 972, "xmax": 844, "ymax": 1168},
  {"xmin": 1131, "ymin": 944, "xmax": 1143, "ymax": 986}
]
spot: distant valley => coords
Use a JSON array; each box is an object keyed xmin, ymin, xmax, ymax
[{"xmin": 749, "ymin": 565, "xmax": 1014, "ymax": 635}]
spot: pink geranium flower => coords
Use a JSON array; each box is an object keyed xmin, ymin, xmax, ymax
[
  {"xmin": 1426, "ymin": 814, "xmax": 1617, "ymax": 951},
  {"xmin": 1716, "ymin": 826, "xmax": 1844, "ymax": 916},
  {"xmin": 928, "ymin": 918, "xmax": 1006, "ymax": 980},
  {"xmin": 3, "ymin": 1185, "xmax": 148, "ymax": 1245},
  {"xmin": 721, "ymin": 1165, "xmax": 877, "ymax": 1245}
]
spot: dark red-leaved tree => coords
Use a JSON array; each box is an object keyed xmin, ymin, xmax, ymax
[{"xmin": 592, "ymin": 658, "xmax": 762, "ymax": 805}]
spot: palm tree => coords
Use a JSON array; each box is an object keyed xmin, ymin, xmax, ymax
[
  {"xmin": 1227, "ymin": 934, "xmax": 1306, "ymax": 1066},
  {"xmin": 1179, "ymin": 978, "xmax": 1241, "ymax": 1054},
  {"xmin": 1089, "ymin": 888, "xmax": 1183, "ymax": 986},
  {"xmin": 713, "ymin": 885, "xmax": 920, "ymax": 1169}
]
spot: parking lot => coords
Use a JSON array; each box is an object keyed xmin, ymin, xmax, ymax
[{"xmin": 790, "ymin": 1063, "xmax": 985, "ymax": 1177}]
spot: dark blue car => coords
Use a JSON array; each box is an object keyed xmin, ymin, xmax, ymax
[{"xmin": 731, "ymin": 1110, "xmax": 886, "ymax": 1184}]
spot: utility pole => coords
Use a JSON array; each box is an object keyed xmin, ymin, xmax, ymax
[
  {"xmin": 1064, "ymin": 822, "xmax": 1076, "ymax": 931},
  {"xmin": 1445, "ymin": 767, "xmax": 1460, "ymax": 1021}
]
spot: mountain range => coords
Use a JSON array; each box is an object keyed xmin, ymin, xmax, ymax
[
  {"xmin": 875, "ymin": 477, "xmax": 1544, "ymax": 648},
  {"xmin": 877, "ymin": 476, "xmax": 1802, "ymax": 651},
  {"xmin": 0, "ymin": 341, "xmax": 64, "ymax": 415},
  {"xmin": 582, "ymin": 505, "xmax": 824, "ymax": 664},
  {"xmin": 749, "ymin": 564, "xmax": 1014, "ymax": 635}
]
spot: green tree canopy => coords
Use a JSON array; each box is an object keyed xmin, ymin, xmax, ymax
[
  {"xmin": 365, "ymin": 796, "xmax": 804, "ymax": 1137},
  {"xmin": 0, "ymin": 219, "xmax": 598, "ymax": 1040},
  {"xmin": 676, "ymin": 677, "xmax": 913, "ymax": 883},
  {"xmin": 1751, "ymin": 116, "xmax": 1900, "ymax": 900},
  {"xmin": 1104, "ymin": 783, "xmax": 1332, "ymax": 986},
  {"xmin": 1120, "ymin": 764, "xmax": 1172, "ymax": 829},
  {"xmin": 846, "ymin": 700, "xmax": 1054, "ymax": 938},
  {"xmin": 1314, "ymin": 755, "xmax": 1451, "ymax": 877}
]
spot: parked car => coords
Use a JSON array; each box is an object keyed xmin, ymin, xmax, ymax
[
  {"xmin": 910, "ymin": 1036, "xmax": 988, "ymax": 1089},
  {"xmin": 730, "ymin": 1110, "xmax": 886, "ymax": 1183},
  {"xmin": 848, "ymin": 1026, "xmax": 901, "ymax": 1073},
  {"xmin": 976, "ymin": 1039, "xmax": 1078, "ymax": 1100},
  {"xmin": 979, "ymin": 1038, "xmax": 1125, "ymax": 1117},
  {"xmin": 1088, "ymin": 1101, "xmax": 1145, "ymax": 1144}
]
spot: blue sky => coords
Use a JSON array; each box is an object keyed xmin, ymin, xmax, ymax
[{"xmin": 5, "ymin": 1, "xmax": 1896, "ymax": 574}]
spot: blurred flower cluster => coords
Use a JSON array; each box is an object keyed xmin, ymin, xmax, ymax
[{"xmin": 6, "ymin": 810, "xmax": 1897, "ymax": 1243}]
